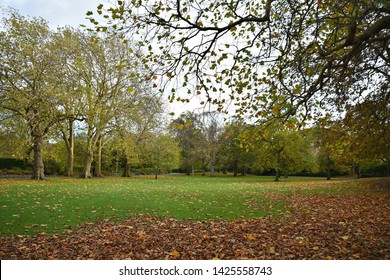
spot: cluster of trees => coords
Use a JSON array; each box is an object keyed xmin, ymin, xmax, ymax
[
  {"xmin": 171, "ymin": 110, "xmax": 389, "ymax": 180},
  {"xmin": 85, "ymin": 0, "xmax": 388, "ymax": 179},
  {"xmin": 1, "ymin": 1, "xmax": 389, "ymax": 180},
  {"xmin": 0, "ymin": 9, "xmax": 180, "ymax": 179}
]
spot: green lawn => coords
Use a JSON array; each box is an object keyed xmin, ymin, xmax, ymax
[{"xmin": 0, "ymin": 175, "xmax": 369, "ymax": 236}]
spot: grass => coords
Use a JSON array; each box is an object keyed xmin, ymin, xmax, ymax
[{"xmin": 0, "ymin": 175, "xmax": 374, "ymax": 236}]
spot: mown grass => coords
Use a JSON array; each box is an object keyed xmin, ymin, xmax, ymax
[{"xmin": 0, "ymin": 175, "xmax": 374, "ymax": 236}]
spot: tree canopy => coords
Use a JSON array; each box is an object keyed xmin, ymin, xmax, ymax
[{"xmin": 89, "ymin": 0, "xmax": 390, "ymax": 126}]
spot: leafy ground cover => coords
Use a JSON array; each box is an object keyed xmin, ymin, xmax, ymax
[
  {"xmin": 0, "ymin": 176, "xmax": 287, "ymax": 236},
  {"xmin": 0, "ymin": 176, "xmax": 389, "ymax": 259}
]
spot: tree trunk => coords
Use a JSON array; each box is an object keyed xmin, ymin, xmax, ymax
[
  {"xmin": 82, "ymin": 150, "xmax": 93, "ymax": 178},
  {"xmin": 155, "ymin": 167, "xmax": 158, "ymax": 179},
  {"xmin": 185, "ymin": 158, "xmax": 190, "ymax": 175},
  {"xmin": 233, "ymin": 159, "xmax": 238, "ymax": 177},
  {"xmin": 32, "ymin": 134, "xmax": 45, "ymax": 180},
  {"xmin": 355, "ymin": 164, "xmax": 361, "ymax": 179},
  {"xmin": 327, "ymin": 166, "xmax": 331, "ymax": 180},
  {"xmin": 275, "ymin": 152, "xmax": 281, "ymax": 182},
  {"xmin": 65, "ymin": 119, "xmax": 74, "ymax": 177},
  {"xmin": 122, "ymin": 157, "xmax": 131, "ymax": 177},
  {"xmin": 94, "ymin": 137, "xmax": 103, "ymax": 177},
  {"xmin": 201, "ymin": 159, "xmax": 206, "ymax": 176},
  {"xmin": 275, "ymin": 168, "xmax": 280, "ymax": 182},
  {"xmin": 326, "ymin": 155, "xmax": 331, "ymax": 180},
  {"xmin": 210, "ymin": 153, "xmax": 215, "ymax": 177}
]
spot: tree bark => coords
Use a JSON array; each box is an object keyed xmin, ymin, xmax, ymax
[
  {"xmin": 326, "ymin": 155, "xmax": 331, "ymax": 180},
  {"xmin": 201, "ymin": 159, "xmax": 206, "ymax": 176},
  {"xmin": 275, "ymin": 168, "xmax": 280, "ymax": 182},
  {"xmin": 185, "ymin": 158, "xmax": 190, "ymax": 175},
  {"xmin": 82, "ymin": 150, "xmax": 93, "ymax": 178},
  {"xmin": 122, "ymin": 157, "xmax": 131, "ymax": 177},
  {"xmin": 32, "ymin": 134, "xmax": 45, "ymax": 180},
  {"xmin": 65, "ymin": 119, "xmax": 74, "ymax": 177},
  {"xmin": 233, "ymin": 159, "xmax": 238, "ymax": 177},
  {"xmin": 210, "ymin": 152, "xmax": 216, "ymax": 177},
  {"xmin": 155, "ymin": 166, "xmax": 159, "ymax": 179},
  {"xmin": 356, "ymin": 164, "xmax": 361, "ymax": 179},
  {"xmin": 275, "ymin": 152, "xmax": 281, "ymax": 182},
  {"xmin": 94, "ymin": 136, "xmax": 103, "ymax": 177}
]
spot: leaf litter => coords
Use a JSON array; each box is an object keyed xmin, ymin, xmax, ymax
[{"xmin": 1, "ymin": 187, "xmax": 389, "ymax": 260}]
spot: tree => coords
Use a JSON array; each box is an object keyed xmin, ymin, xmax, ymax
[
  {"xmin": 0, "ymin": 111, "xmax": 32, "ymax": 161},
  {"xmin": 199, "ymin": 111, "xmax": 222, "ymax": 177},
  {"xmin": 114, "ymin": 89, "xmax": 164, "ymax": 177},
  {"xmin": 90, "ymin": 0, "xmax": 390, "ymax": 126},
  {"xmin": 141, "ymin": 132, "xmax": 181, "ymax": 179},
  {"xmin": 170, "ymin": 111, "xmax": 205, "ymax": 175},
  {"xmin": 242, "ymin": 123, "xmax": 317, "ymax": 181},
  {"xmin": 342, "ymin": 97, "xmax": 390, "ymax": 176},
  {"xmin": 73, "ymin": 34, "xmax": 137, "ymax": 178},
  {"xmin": 0, "ymin": 10, "xmax": 60, "ymax": 179},
  {"xmin": 218, "ymin": 122, "xmax": 252, "ymax": 176},
  {"xmin": 51, "ymin": 27, "xmax": 86, "ymax": 177},
  {"xmin": 314, "ymin": 120, "xmax": 351, "ymax": 180}
]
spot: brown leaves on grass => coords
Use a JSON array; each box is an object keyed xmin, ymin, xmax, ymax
[{"xmin": 0, "ymin": 192, "xmax": 389, "ymax": 260}]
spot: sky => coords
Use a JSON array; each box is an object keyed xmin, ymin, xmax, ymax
[{"xmin": 0, "ymin": 0, "xmax": 104, "ymax": 29}]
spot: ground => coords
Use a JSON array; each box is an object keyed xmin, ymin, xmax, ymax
[{"xmin": 0, "ymin": 176, "xmax": 389, "ymax": 259}]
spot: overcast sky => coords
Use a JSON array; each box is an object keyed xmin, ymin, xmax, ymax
[{"xmin": 0, "ymin": 0, "xmax": 105, "ymax": 28}]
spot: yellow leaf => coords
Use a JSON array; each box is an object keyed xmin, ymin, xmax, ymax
[
  {"xmin": 341, "ymin": 235, "xmax": 349, "ymax": 240},
  {"xmin": 171, "ymin": 250, "xmax": 180, "ymax": 258},
  {"xmin": 247, "ymin": 234, "xmax": 255, "ymax": 241},
  {"xmin": 269, "ymin": 246, "xmax": 275, "ymax": 254}
]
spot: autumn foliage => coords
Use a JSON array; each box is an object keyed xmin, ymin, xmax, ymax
[{"xmin": 1, "ymin": 178, "xmax": 389, "ymax": 260}]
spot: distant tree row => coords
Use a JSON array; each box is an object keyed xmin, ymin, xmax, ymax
[
  {"xmin": 0, "ymin": 9, "xmax": 180, "ymax": 179},
  {"xmin": 170, "ymin": 108, "xmax": 389, "ymax": 181}
]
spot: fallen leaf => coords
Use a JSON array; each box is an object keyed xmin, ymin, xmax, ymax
[{"xmin": 171, "ymin": 250, "xmax": 180, "ymax": 258}]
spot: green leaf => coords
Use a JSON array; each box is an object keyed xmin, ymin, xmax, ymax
[{"xmin": 185, "ymin": 118, "xmax": 191, "ymax": 128}]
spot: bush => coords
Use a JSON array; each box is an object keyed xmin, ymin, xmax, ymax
[
  {"xmin": 0, "ymin": 158, "xmax": 32, "ymax": 170},
  {"xmin": 44, "ymin": 159, "xmax": 62, "ymax": 175},
  {"xmin": 361, "ymin": 163, "xmax": 389, "ymax": 177}
]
